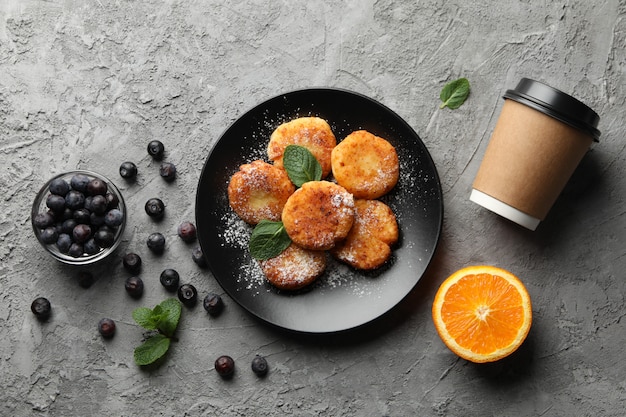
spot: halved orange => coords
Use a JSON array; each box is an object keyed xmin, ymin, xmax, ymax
[{"xmin": 432, "ymin": 265, "xmax": 532, "ymax": 363}]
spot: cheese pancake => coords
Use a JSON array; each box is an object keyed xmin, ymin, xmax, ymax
[
  {"xmin": 259, "ymin": 243, "xmax": 326, "ymax": 290},
  {"xmin": 282, "ymin": 181, "xmax": 355, "ymax": 251},
  {"xmin": 331, "ymin": 130, "xmax": 399, "ymax": 199},
  {"xmin": 228, "ymin": 160, "xmax": 295, "ymax": 225},
  {"xmin": 268, "ymin": 117, "xmax": 336, "ymax": 178},
  {"xmin": 332, "ymin": 199, "xmax": 398, "ymax": 270}
]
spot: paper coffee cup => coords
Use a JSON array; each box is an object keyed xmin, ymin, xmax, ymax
[{"xmin": 471, "ymin": 78, "xmax": 601, "ymax": 231}]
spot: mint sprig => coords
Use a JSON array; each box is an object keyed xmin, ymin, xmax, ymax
[
  {"xmin": 283, "ymin": 144, "xmax": 322, "ymax": 187},
  {"xmin": 132, "ymin": 298, "xmax": 182, "ymax": 366},
  {"xmin": 249, "ymin": 219, "xmax": 291, "ymax": 260},
  {"xmin": 439, "ymin": 77, "xmax": 470, "ymax": 109}
]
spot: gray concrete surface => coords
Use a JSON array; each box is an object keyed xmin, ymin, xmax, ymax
[{"xmin": 2, "ymin": 0, "xmax": 625, "ymax": 415}]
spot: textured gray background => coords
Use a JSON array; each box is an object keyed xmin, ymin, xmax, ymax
[{"xmin": 1, "ymin": 0, "xmax": 625, "ymax": 416}]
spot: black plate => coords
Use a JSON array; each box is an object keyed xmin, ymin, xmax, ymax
[{"xmin": 195, "ymin": 88, "xmax": 443, "ymax": 333}]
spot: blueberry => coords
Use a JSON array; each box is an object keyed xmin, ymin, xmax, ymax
[
  {"xmin": 90, "ymin": 194, "xmax": 108, "ymax": 215},
  {"xmin": 147, "ymin": 140, "xmax": 165, "ymax": 160},
  {"xmin": 73, "ymin": 208, "xmax": 91, "ymax": 224},
  {"xmin": 31, "ymin": 297, "xmax": 52, "ymax": 321},
  {"xmin": 72, "ymin": 224, "xmax": 92, "ymax": 243},
  {"xmin": 61, "ymin": 218, "xmax": 77, "ymax": 234},
  {"xmin": 192, "ymin": 246, "xmax": 207, "ymax": 268},
  {"xmin": 203, "ymin": 293, "xmax": 224, "ymax": 316},
  {"xmin": 214, "ymin": 355, "xmax": 235, "ymax": 378},
  {"xmin": 56, "ymin": 233, "xmax": 72, "ymax": 253},
  {"xmin": 251, "ymin": 355, "xmax": 268, "ymax": 377},
  {"xmin": 87, "ymin": 178, "xmax": 108, "ymax": 196},
  {"xmin": 77, "ymin": 271, "xmax": 95, "ymax": 288},
  {"xmin": 84, "ymin": 238, "xmax": 100, "ymax": 255},
  {"xmin": 119, "ymin": 161, "xmax": 138, "ymax": 179},
  {"xmin": 59, "ymin": 207, "xmax": 74, "ymax": 221},
  {"xmin": 89, "ymin": 213, "xmax": 105, "ymax": 227},
  {"xmin": 160, "ymin": 269, "xmax": 180, "ymax": 292},
  {"xmin": 177, "ymin": 283, "xmax": 198, "ymax": 307},
  {"xmin": 159, "ymin": 162, "xmax": 176, "ymax": 182},
  {"xmin": 147, "ymin": 232, "xmax": 165, "ymax": 253},
  {"xmin": 122, "ymin": 253, "xmax": 142, "ymax": 274},
  {"xmin": 65, "ymin": 190, "xmax": 85, "ymax": 210},
  {"xmin": 70, "ymin": 174, "xmax": 90, "ymax": 192},
  {"xmin": 68, "ymin": 243, "xmax": 84, "ymax": 258},
  {"xmin": 46, "ymin": 194, "xmax": 66, "ymax": 213},
  {"xmin": 125, "ymin": 276, "xmax": 144, "ymax": 298},
  {"xmin": 49, "ymin": 178, "xmax": 70, "ymax": 196},
  {"xmin": 33, "ymin": 212, "xmax": 55, "ymax": 229},
  {"xmin": 105, "ymin": 192, "xmax": 119, "ymax": 210},
  {"xmin": 94, "ymin": 227, "xmax": 115, "ymax": 248},
  {"xmin": 104, "ymin": 209, "xmax": 124, "ymax": 227},
  {"xmin": 177, "ymin": 221, "xmax": 196, "ymax": 242},
  {"xmin": 98, "ymin": 318, "xmax": 116, "ymax": 338},
  {"xmin": 40, "ymin": 227, "xmax": 58, "ymax": 244},
  {"xmin": 145, "ymin": 198, "xmax": 165, "ymax": 219}
]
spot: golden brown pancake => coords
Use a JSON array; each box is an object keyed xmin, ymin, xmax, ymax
[
  {"xmin": 281, "ymin": 180, "xmax": 355, "ymax": 251},
  {"xmin": 331, "ymin": 130, "xmax": 399, "ymax": 199},
  {"xmin": 227, "ymin": 160, "xmax": 295, "ymax": 225},
  {"xmin": 331, "ymin": 199, "xmax": 398, "ymax": 270},
  {"xmin": 258, "ymin": 243, "xmax": 326, "ymax": 290},
  {"xmin": 268, "ymin": 117, "xmax": 336, "ymax": 178}
]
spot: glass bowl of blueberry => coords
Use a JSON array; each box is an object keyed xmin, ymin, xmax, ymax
[{"xmin": 31, "ymin": 170, "xmax": 127, "ymax": 265}]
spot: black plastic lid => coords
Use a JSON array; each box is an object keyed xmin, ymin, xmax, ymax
[{"xmin": 504, "ymin": 78, "xmax": 601, "ymax": 141}]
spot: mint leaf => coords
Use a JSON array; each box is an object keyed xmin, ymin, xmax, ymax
[
  {"xmin": 249, "ymin": 219, "xmax": 291, "ymax": 260},
  {"xmin": 283, "ymin": 144, "xmax": 322, "ymax": 187},
  {"xmin": 132, "ymin": 307, "xmax": 158, "ymax": 330},
  {"xmin": 134, "ymin": 333, "xmax": 171, "ymax": 366},
  {"xmin": 155, "ymin": 298, "xmax": 182, "ymax": 337},
  {"xmin": 439, "ymin": 78, "xmax": 470, "ymax": 109}
]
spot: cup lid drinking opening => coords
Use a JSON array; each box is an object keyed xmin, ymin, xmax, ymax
[{"xmin": 503, "ymin": 78, "xmax": 601, "ymax": 141}]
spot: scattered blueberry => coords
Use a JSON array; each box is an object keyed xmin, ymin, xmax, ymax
[
  {"xmin": 177, "ymin": 221, "xmax": 196, "ymax": 242},
  {"xmin": 65, "ymin": 190, "xmax": 85, "ymax": 210},
  {"xmin": 46, "ymin": 194, "xmax": 66, "ymax": 213},
  {"xmin": 77, "ymin": 271, "xmax": 95, "ymax": 288},
  {"xmin": 119, "ymin": 161, "xmax": 138, "ymax": 179},
  {"xmin": 251, "ymin": 355, "xmax": 268, "ymax": 377},
  {"xmin": 40, "ymin": 227, "xmax": 58, "ymax": 244},
  {"xmin": 177, "ymin": 283, "xmax": 198, "ymax": 307},
  {"xmin": 159, "ymin": 162, "xmax": 176, "ymax": 182},
  {"xmin": 48, "ymin": 178, "xmax": 70, "ymax": 196},
  {"xmin": 31, "ymin": 297, "xmax": 52, "ymax": 321},
  {"xmin": 122, "ymin": 253, "xmax": 142, "ymax": 274},
  {"xmin": 33, "ymin": 212, "xmax": 55, "ymax": 229},
  {"xmin": 192, "ymin": 246, "xmax": 207, "ymax": 268},
  {"xmin": 145, "ymin": 198, "xmax": 165, "ymax": 219},
  {"xmin": 160, "ymin": 269, "xmax": 180, "ymax": 292},
  {"xmin": 214, "ymin": 355, "xmax": 235, "ymax": 378},
  {"xmin": 87, "ymin": 178, "xmax": 108, "ymax": 196},
  {"xmin": 203, "ymin": 293, "xmax": 224, "ymax": 316},
  {"xmin": 125, "ymin": 276, "xmax": 144, "ymax": 298},
  {"xmin": 147, "ymin": 232, "xmax": 166, "ymax": 253},
  {"xmin": 147, "ymin": 140, "xmax": 165, "ymax": 160},
  {"xmin": 98, "ymin": 318, "xmax": 116, "ymax": 338},
  {"xmin": 104, "ymin": 209, "xmax": 124, "ymax": 227},
  {"xmin": 70, "ymin": 174, "xmax": 90, "ymax": 192},
  {"xmin": 72, "ymin": 224, "xmax": 92, "ymax": 243}
]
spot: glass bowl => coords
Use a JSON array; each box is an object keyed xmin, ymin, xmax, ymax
[{"xmin": 31, "ymin": 170, "xmax": 126, "ymax": 266}]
